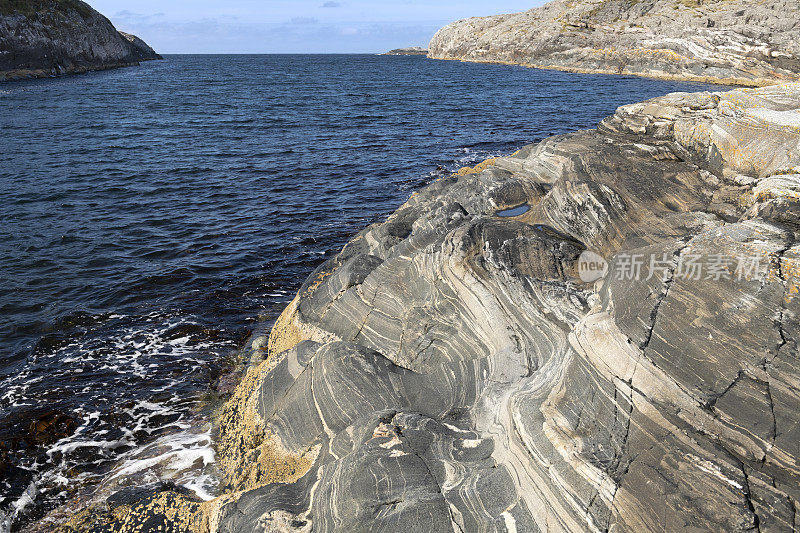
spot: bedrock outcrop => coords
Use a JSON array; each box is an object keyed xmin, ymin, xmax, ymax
[
  {"xmin": 195, "ymin": 82, "xmax": 800, "ymax": 533},
  {"xmin": 429, "ymin": 0, "xmax": 800, "ymax": 86},
  {"xmin": 0, "ymin": 0, "xmax": 160, "ymax": 81},
  {"xmin": 59, "ymin": 83, "xmax": 800, "ymax": 532},
  {"xmin": 382, "ymin": 47, "xmax": 429, "ymax": 56}
]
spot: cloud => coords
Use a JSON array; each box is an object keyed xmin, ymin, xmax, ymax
[
  {"xmin": 290, "ymin": 17, "xmax": 319, "ymax": 25},
  {"xmin": 113, "ymin": 10, "xmax": 165, "ymax": 24},
  {"xmin": 321, "ymin": 1, "xmax": 342, "ymax": 7},
  {"xmin": 106, "ymin": 16, "xmax": 443, "ymax": 54}
]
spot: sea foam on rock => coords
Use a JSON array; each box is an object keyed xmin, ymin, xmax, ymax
[{"xmin": 61, "ymin": 83, "xmax": 800, "ymax": 531}]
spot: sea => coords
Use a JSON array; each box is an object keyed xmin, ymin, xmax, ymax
[{"xmin": 0, "ymin": 54, "xmax": 728, "ymax": 530}]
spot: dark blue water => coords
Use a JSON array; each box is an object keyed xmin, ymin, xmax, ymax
[{"xmin": 0, "ymin": 54, "xmax": 727, "ymax": 528}]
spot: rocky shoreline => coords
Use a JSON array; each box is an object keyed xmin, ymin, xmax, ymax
[
  {"xmin": 54, "ymin": 81, "xmax": 800, "ymax": 531},
  {"xmin": 428, "ymin": 0, "xmax": 800, "ymax": 87},
  {"xmin": 382, "ymin": 47, "xmax": 429, "ymax": 56},
  {"xmin": 0, "ymin": 0, "xmax": 160, "ymax": 81}
]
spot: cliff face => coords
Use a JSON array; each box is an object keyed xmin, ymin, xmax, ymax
[
  {"xmin": 187, "ymin": 82, "xmax": 800, "ymax": 533},
  {"xmin": 0, "ymin": 0, "xmax": 160, "ymax": 81},
  {"xmin": 429, "ymin": 0, "xmax": 800, "ymax": 86}
]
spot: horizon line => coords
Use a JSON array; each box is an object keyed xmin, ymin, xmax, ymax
[{"xmin": 153, "ymin": 52, "xmax": 429, "ymax": 55}]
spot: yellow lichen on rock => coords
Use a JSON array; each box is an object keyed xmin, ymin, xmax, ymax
[
  {"xmin": 55, "ymin": 488, "xmax": 201, "ymax": 533},
  {"xmin": 452, "ymin": 157, "xmax": 498, "ymax": 177},
  {"xmin": 266, "ymin": 295, "xmax": 307, "ymax": 359},
  {"xmin": 265, "ymin": 289, "xmax": 337, "ymax": 360},
  {"xmin": 213, "ymin": 351, "xmax": 316, "ymax": 493}
]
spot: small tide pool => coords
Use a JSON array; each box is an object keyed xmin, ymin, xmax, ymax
[{"xmin": 495, "ymin": 204, "xmax": 530, "ymax": 217}]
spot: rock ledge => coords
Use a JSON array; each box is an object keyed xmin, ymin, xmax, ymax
[{"xmin": 429, "ymin": 0, "xmax": 800, "ymax": 86}]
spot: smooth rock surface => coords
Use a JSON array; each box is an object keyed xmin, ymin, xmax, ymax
[
  {"xmin": 59, "ymin": 83, "xmax": 800, "ymax": 531},
  {"xmin": 199, "ymin": 82, "xmax": 800, "ymax": 532},
  {"xmin": 428, "ymin": 0, "xmax": 800, "ymax": 86},
  {"xmin": 0, "ymin": 0, "xmax": 160, "ymax": 81}
]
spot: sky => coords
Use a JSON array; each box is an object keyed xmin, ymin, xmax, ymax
[{"xmin": 89, "ymin": 0, "xmax": 543, "ymax": 54}]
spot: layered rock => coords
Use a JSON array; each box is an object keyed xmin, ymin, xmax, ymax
[
  {"xmin": 193, "ymin": 82, "xmax": 800, "ymax": 533},
  {"xmin": 54, "ymin": 83, "xmax": 800, "ymax": 531},
  {"xmin": 0, "ymin": 0, "xmax": 160, "ymax": 81},
  {"xmin": 429, "ymin": 0, "xmax": 800, "ymax": 86}
]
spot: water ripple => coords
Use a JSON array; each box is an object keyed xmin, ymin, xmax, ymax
[{"xmin": 0, "ymin": 54, "xmax": 728, "ymax": 527}]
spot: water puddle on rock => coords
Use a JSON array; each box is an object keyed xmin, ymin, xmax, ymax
[{"xmin": 495, "ymin": 204, "xmax": 530, "ymax": 217}]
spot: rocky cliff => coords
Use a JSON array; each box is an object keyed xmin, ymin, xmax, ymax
[
  {"xmin": 429, "ymin": 0, "xmax": 800, "ymax": 86},
  {"xmin": 0, "ymin": 0, "xmax": 160, "ymax": 81},
  {"xmin": 57, "ymin": 82, "xmax": 800, "ymax": 531}
]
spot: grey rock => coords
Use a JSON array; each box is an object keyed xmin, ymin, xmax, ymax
[
  {"xmin": 0, "ymin": 1, "xmax": 161, "ymax": 81},
  {"xmin": 118, "ymin": 31, "xmax": 160, "ymax": 62},
  {"xmin": 428, "ymin": 0, "xmax": 800, "ymax": 86},
  {"xmin": 202, "ymin": 82, "xmax": 800, "ymax": 532},
  {"xmin": 382, "ymin": 47, "xmax": 429, "ymax": 56}
]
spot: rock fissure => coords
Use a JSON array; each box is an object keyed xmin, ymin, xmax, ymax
[{"xmin": 639, "ymin": 238, "xmax": 690, "ymax": 352}]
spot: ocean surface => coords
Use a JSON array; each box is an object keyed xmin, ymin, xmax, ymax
[{"xmin": 0, "ymin": 54, "xmax": 728, "ymax": 529}]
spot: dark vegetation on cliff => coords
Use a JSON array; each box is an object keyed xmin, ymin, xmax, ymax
[
  {"xmin": 0, "ymin": 0, "xmax": 160, "ymax": 80},
  {"xmin": 0, "ymin": 0, "xmax": 93, "ymax": 17}
]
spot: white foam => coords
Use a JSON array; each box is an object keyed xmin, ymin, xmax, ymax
[
  {"xmin": 0, "ymin": 313, "xmax": 234, "ymax": 524},
  {"xmin": 0, "ymin": 482, "xmax": 38, "ymax": 533},
  {"xmin": 104, "ymin": 423, "xmax": 218, "ymax": 501},
  {"xmin": 0, "ymin": 512, "xmax": 10, "ymax": 533}
]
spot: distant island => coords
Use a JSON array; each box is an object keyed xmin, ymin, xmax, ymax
[
  {"xmin": 0, "ymin": 0, "xmax": 161, "ymax": 81},
  {"xmin": 382, "ymin": 46, "xmax": 428, "ymax": 56},
  {"xmin": 429, "ymin": 0, "xmax": 800, "ymax": 86}
]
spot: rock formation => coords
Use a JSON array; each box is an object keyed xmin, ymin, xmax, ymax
[
  {"xmin": 0, "ymin": 0, "xmax": 160, "ymax": 81},
  {"xmin": 429, "ymin": 0, "xmax": 800, "ymax": 86},
  {"xmin": 382, "ymin": 47, "xmax": 429, "ymax": 56},
  {"xmin": 184, "ymin": 82, "xmax": 800, "ymax": 533},
  {"xmin": 50, "ymin": 82, "xmax": 800, "ymax": 531}
]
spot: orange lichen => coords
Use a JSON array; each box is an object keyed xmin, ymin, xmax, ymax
[
  {"xmin": 266, "ymin": 295, "xmax": 308, "ymax": 360},
  {"xmin": 452, "ymin": 157, "xmax": 498, "ymax": 177}
]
